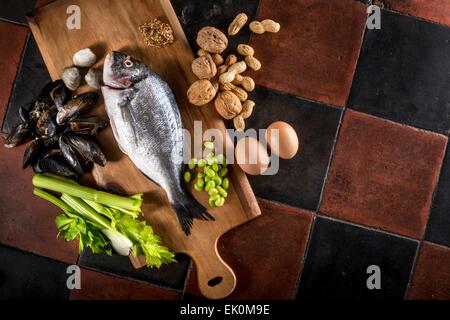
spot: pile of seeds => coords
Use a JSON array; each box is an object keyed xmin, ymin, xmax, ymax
[{"xmin": 139, "ymin": 18, "xmax": 175, "ymax": 48}]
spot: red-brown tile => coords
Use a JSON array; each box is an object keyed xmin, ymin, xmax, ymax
[
  {"xmin": 407, "ymin": 242, "xmax": 450, "ymax": 300},
  {"xmin": 0, "ymin": 145, "xmax": 78, "ymax": 264},
  {"xmin": 320, "ymin": 110, "xmax": 447, "ymax": 239},
  {"xmin": 248, "ymin": 0, "xmax": 367, "ymax": 107},
  {"xmin": 0, "ymin": 21, "xmax": 27, "ymax": 128},
  {"xmin": 385, "ymin": 0, "xmax": 450, "ymax": 27},
  {"xmin": 185, "ymin": 199, "xmax": 314, "ymax": 300},
  {"xmin": 70, "ymin": 268, "xmax": 181, "ymax": 300}
]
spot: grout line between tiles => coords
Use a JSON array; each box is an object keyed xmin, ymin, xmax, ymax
[
  {"xmin": 422, "ymin": 140, "xmax": 450, "ymax": 241},
  {"xmin": 292, "ymin": 212, "xmax": 317, "ymax": 298},
  {"xmin": 0, "ymin": 17, "xmax": 29, "ymax": 28},
  {"xmin": 316, "ymin": 214, "xmax": 421, "ymax": 243},
  {"xmin": 315, "ymin": 107, "xmax": 345, "ymax": 212},
  {"xmin": 1, "ymin": 31, "xmax": 30, "ymax": 133},
  {"xmin": 403, "ymin": 240, "xmax": 422, "ymax": 300}
]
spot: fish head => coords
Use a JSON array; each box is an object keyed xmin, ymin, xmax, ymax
[{"xmin": 103, "ymin": 51, "xmax": 149, "ymax": 89}]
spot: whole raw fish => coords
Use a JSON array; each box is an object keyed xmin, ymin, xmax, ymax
[{"xmin": 102, "ymin": 51, "xmax": 214, "ymax": 235}]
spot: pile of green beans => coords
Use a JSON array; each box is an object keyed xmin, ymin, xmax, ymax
[{"xmin": 184, "ymin": 141, "xmax": 229, "ymax": 207}]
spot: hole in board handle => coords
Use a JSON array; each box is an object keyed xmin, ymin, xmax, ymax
[{"xmin": 208, "ymin": 276, "xmax": 223, "ymax": 287}]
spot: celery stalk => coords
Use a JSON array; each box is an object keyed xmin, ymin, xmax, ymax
[
  {"xmin": 32, "ymin": 174, "xmax": 142, "ymax": 211},
  {"xmin": 33, "ymin": 188, "xmax": 73, "ymax": 214}
]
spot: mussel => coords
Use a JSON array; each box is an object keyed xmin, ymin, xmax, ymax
[
  {"xmin": 36, "ymin": 108, "xmax": 59, "ymax": 139},
  {"xmin": 23, "ymin": 139, "xmax": 41, "ymax": 169},
  {"xmin": 67, "ymin": 133, "xmax": 106, "ymax": 167},
  {"xmin": 4, "ymin": 122, "xmax": 32, "ymax": 148},
  {"xmin": 56, "ymin": 92, "xmax": 98, "ymax": 125},
  {"xmin": 50, "ymin": 80, "xmax": 71, "ymax": 110},
  {"xmin": 39, "ymin": 150, "xmax": 79, "ymax": 179},
  {"xmin": 4, "ymin": 79, "xmax": 107, "ymax": 179},
  {"xmin": 67, "ymin": 115, "xmax": 108, "ymax": 135},
  {"xmin": 59, "ymin": 135, "xmax": 83, "ymax": 175}
]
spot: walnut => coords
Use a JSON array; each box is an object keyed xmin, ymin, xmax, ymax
[
  {"xmin": 214, "ymin": 91, "xmax": 242, "ymax": 119},
  {"xmin": 196, "ymin": 27, "xmax": 228, "ymax": 54},
  {"xmin": 191, "ymin": 54, "xmax": 217, "ymax": 79},
  {"xmin": 187, "ymin": 80, "xmax": 217, "ymax": 106}
]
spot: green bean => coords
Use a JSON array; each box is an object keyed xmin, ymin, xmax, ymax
[
  {"xmin": 205, "ymin": 180, "xmax": 216, "ymax": 192},
  {"xmin": 208, "ymin": 188, "xmax": 218, "ymax": 197},
  {"xmin": 205, "ymin": 167, "xmax": 216, "ymax": 177},
  {"xmin": 212, "ymin": 163, "xmax": 219, "ymax": 172},
  {"xmin": 208, "ymin": 197, "xmax": 216, "ymax": 207},
  {"xmin": 183, "ymin": 171, "xmax": 191, "ymax": 183},
  {"xmin": 215, "ymin": 197, "xmax": 225, "ymax": 207},
  {"xmin": 222, "ymin": 177, "xmax": 229, "ymax": 190},
  {"xmin": 219, "ymin": 167, "xmax": 228, "ymax": 177},
  {"xmin": 217, "ymin": 185, "xmax": 228, "ymax": 198},
  {"xmin": 204, "ymin": 141, "xmax": 215, "ymax": 150},
  {"xmin": 204, "ymin": 175, "xmax": 211, "ymax": 182},
  {"xmin": 196, "ymin": 178, "xmax": 205, "ymax": 188},
  {"xmin": 194, "ymin": 183, "xmax": 204, "ymax": 192},
  {"xmin": 197, "ymin": 159, "xmax": 206, "ymax": 168},
  {"xmin": 188, "ymin": 158, "xmax": 197, "ymax": 170},
  {"xmin": 213, "ymin": 176, "xmax": 222, "ymax": 186},
  {"xmin": 197, "ymin": 172, "xmax": 205, "ymax": 179}
]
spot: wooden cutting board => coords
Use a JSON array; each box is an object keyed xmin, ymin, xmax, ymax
[{"xmin": 28, "ymin": 0, "xmax": 261, "ymax": 299}]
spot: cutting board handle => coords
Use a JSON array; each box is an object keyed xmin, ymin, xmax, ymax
[{"xmin": 192, "ymin": 241, "xmax": 236, "ymax": 300}]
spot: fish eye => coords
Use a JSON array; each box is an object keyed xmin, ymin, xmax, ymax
[{"xmin": 124, "ymin": 58, "xmax": 133, "ymax": 68}]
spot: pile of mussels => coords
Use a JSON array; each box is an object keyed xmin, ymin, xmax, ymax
[{"xmin": 4, "ymin": 80, "xmax": 107, "ymax": 179}]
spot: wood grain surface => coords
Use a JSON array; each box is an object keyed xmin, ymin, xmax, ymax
[{"xmin": 28, "ymin": 0, "xmax": 261, "ymax": 299}]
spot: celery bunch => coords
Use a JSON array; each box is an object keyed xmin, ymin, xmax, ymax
[{"xmin": 32, "ymin": 174, "xmax": 176, "ymax": 268}]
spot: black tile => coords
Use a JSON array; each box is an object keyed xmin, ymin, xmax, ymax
[
  {"xmin": 79, "ymin": 250, "xmax": 190, "ymax": 291},
  {"xmin": 297, "ymin": 217, "xmax": 418, "ymax": 300},
  {"xmin": 0, "ymin": 245, "xmax": 70, "ymax": 299},
  {"xmin": 2, "ymin": 35, "xmax": 51, "ymax": 134},
  {"xmin": 0, "ymin": 0, "xmax": 36, "ymax": 25},
  {"xmin": 171, "ymin": 0, "xmax": 260, "ymax": 57},
  {"xmin": 243, "ymin": 86, "xmax": 342, "ymax": 211},
  {"xmin": 426, "ymin": 145, "xmax": 450, "ymax": 247},
  {"xmin": 348, "ymin": 9, "xmax": 450, "ymax": 134}
]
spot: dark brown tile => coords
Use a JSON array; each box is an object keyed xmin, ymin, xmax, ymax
[
  {"xmin": 185, "ymin": 199, "xmax": 314, "ymax": 300},
  {"xmin": 0, "ymin": 21, "xmax": 28, "ymax": 130},
  {"xmin": 385, "ymin": 0, "xmax": 450, "ymax": 27},
  {"xmin": 248, "ymin": 0, "xmax": 367, "ymax": 107},
  {"xmin": 320, "ymin": 110, "xmax": 447, "ymax": 239},
  {"xmin": 70, "ymin": 268, "xmax": 181, "ymax": 300},
  {"xmin": 0, "ymin": 145, "xmax": 79, "ymax": 264},
  {"xmin": 35, "ymin": 0, "xmax": 55, "ymax": 8},
  {"xmin": 407, "ymin": 242, "xmax": 450, "ymax": 300}
]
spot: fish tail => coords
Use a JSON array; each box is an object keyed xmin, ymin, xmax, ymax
[{"xmin": 174, "ymin": 194, "xmax": 215, "ymax": 235}]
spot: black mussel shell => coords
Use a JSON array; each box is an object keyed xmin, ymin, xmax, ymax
[
  {"xmin": 23, "ymin": 139, "xmax": 41, "ymax": 169},
  {"xmin": 67, "ymin": 115, "xmax": 108, "ymax": 135},
  {"xmin": 40, "ymin": 153, "xmax": 78, "ymax": 179},
  {"xmin": 36, "ymin": 108, "xmax": 59, "ymax": 139},
  {"xmin": 4, "ymin": 122, "xmax": 32, "ymax": 148},
  {"xmin": 67, "ymin": 133, "xmax": 106, "ymax": 166},
  {"xmin": 56, "ymin": 92, "xmax": 99, "ymax": 125},
  {"xmin": 59, "ymin": 135, "xmax": 83, "ymax": 175},
  {"xmin": 50, "ymin": 80, "xmax": 71, "ymax": 110}
]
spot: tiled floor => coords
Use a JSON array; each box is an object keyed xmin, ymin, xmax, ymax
[{"xmin": 1, "ymin": 0, "xmax": 450, "ymax": 300}]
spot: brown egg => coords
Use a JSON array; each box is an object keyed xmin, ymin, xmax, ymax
[
  {"xmin": 266, "ymin": 121, "xmax": 299, "ymax": 159},
  {"xmin": 235, "ymin": 136, "xmax": 270, "ymax": 175}
]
